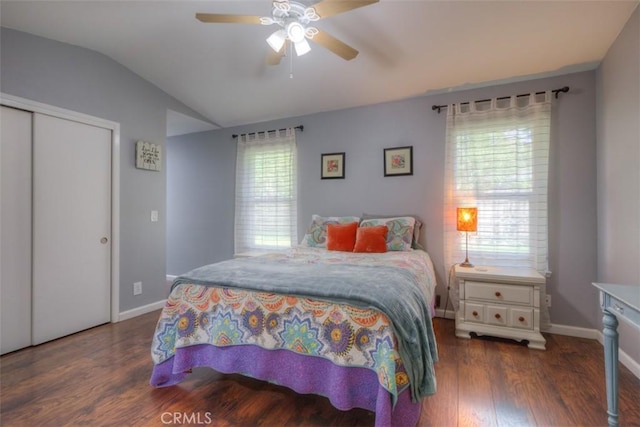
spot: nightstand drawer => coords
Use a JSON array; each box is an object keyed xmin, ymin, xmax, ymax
[
  {"xmin": 509, "ymin": 307, "xmax": 534, "ymax": 330},
  {"xmin": 465, "ymin": 281, "xmax": 533, "ymax": 305},
  {"xmin": 485, "ymin": 305, "xmax": 508, "ymax": 326},
  {"xmin": 464, "ymin": 302, "xmax": 485, "ymax": 323}
]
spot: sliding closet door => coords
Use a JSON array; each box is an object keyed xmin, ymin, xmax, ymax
[
  {"xmin": 32, "ymin": 113, "xmax": 112, "ymax": 345},
  {"xmin": 0, "ymin": 106, "xmax": 33, "ymax": 354}
]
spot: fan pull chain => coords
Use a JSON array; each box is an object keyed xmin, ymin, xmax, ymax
[{"xmin": 289, "ymin": 42, "xmax": 294, "ymax": 79}]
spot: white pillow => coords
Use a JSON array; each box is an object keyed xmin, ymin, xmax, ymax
[{"xmin": 300, "ymin": 214, "xmax": 361, "ymax": 248}]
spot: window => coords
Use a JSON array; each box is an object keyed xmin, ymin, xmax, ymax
[
  {"xmin": 234, "ymin": 129, "xmax": 297, "ymax": 254},
  {"xmin": 444, "ymin": 94, "xmax": 551, "ymax": 273}
]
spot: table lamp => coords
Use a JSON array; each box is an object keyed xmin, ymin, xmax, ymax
[{"xmin": 457, "ymin": 207, "xmax": 477, "ymax": 268}]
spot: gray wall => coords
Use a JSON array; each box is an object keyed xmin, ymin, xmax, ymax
[
  {"xmin": 596, "ymin": 7, "xmax": 640, "ymax": 361},
  {"xmin": 167, "ymin": 71, "xmax": 600, "ymax": 331},
  {"xmin": 166, "ymin": 131, "xmax": 236, "ymax": 275},
  {"xmin": 1, "ymin": 27, "xmax": 211, "ymax": 312}
]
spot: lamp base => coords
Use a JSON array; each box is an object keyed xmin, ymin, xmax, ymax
[{"xmin": 459, "ymin": 231, "xmax": 474, "ymax": 268}]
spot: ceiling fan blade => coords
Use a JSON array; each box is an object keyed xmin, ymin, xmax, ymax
[
  {"xmin": 195, "ymin": 13, "xmax": 263, "ymax": 24},
  {"xmin": 311, "ymin": 0, "xmax": 378, "ymax": 19},
  {"xmin": 266, "ymin": 40, "xmax": 289, "ymax": 65},
  {"xmin": 311, "ymin": 30, "xmax": 359, "ymax": 60}
]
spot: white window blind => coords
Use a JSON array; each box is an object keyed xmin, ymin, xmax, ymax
[
  {"xmin": 234, "ymin": 128, "xmax": 297, "ymax": 254},
  {"xmin": 444, "ymin": 93, "xmax": 552, "ymax": 274}
]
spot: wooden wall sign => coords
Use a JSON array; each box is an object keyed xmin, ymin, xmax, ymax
[{"xmin": 136, "ymin": 141, "xmax": 161, "ymax": 171}]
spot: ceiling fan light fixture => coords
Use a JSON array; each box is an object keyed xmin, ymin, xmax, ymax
[
  {"xmin": 266, "ymin": 29, "xmax": 286, "ymax": 52},
  {"xmin": 294, "ymin": 38, "xmax": 311, "ymax": 56},
  {"xmin": 196, "ymin": 0, "xmax": 376, "ymax": 63},
  {"xmin": 286, "ymin": 21, "xmax": 306, "ymax": 43}
]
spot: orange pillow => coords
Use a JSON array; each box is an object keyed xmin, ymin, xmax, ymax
[
  {"xmin": 353, "ymin": 226, "xmax": 388, "ymax": 253},
  {"xmin": 326, "ymin": 222, "xmax": 358, "ymax": 252}
]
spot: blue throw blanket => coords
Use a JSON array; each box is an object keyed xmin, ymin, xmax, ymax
[{"xmin": 172, "ymin": 253, "xmax": 438, "ymax": 403}]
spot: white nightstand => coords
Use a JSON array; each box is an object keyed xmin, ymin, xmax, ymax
[{"xmin": 454, "ymin": 264, "xmax": 546, "ymax": 350}]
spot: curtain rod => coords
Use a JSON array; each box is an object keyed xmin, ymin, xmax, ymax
[
  {"xmin": 232, "ymin": 125, "xmax": 304, "ymax": 139},
  {"xmin": 431, "ymin": 86, "xmax": 570, "ymax": 114}
]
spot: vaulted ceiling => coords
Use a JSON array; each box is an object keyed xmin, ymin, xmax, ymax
[{"xmin": 2, "ymin": 1, "xmax": 637, "ymax": 130}]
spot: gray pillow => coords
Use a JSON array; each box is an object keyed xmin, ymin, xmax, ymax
[{"xmin": 361, "ymin": 213, "xmax": 424, "ymax": 249}]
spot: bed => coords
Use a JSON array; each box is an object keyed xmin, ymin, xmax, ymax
[{"xmin": 150, "ymin": 216, "xmax": 439, "ymax": 427}]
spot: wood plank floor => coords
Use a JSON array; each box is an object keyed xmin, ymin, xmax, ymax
[{"xmin": 1, "ymin": 311, "xmax": 639, "ymax": 426}]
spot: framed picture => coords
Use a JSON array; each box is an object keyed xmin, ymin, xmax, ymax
[
  {"xmin": 321, "ymin": 152, "xmax": 345, "ymax": 179},
  {"xmin": 384, "ymin": 146, "xmax": 413, "ymax": 177}
]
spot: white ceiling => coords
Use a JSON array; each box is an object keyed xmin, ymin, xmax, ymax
[{"xmin": 1, "ymin": 0, "xmax": 638, "ymax": 133}]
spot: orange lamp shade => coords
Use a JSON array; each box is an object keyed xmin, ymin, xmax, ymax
[{"xmin": 457, "ymin": 207, "xmax": 477, "ymax": 232}]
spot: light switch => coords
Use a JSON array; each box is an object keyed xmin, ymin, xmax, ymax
[{"xmin": 151, "ymin": 210, "xmax": 158, "ymax": 222}]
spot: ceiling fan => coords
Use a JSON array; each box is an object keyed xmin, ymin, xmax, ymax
[{"xmin": 196, "ymin": 0, "xmax": 379, "ymax": 65}]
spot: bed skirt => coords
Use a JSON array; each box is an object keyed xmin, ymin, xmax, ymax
[{"xmin": 150, "ymin": 343, "xmax": 421, "ymax": 427}]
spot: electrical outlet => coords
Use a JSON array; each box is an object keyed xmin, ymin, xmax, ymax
[
  {"xmin": 545, "ymin": 294, "xmax": 551, "ymax": 307},
  {"xmin": 133, "ymin": 281, "xmax": 142, "ymax": 296}
]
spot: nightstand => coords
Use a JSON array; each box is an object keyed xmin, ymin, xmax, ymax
[{"xmin": 454, "ymin": 264, "xmax": 546, "ymax": 350}]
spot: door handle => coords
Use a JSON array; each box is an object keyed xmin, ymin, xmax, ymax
[{"xmin": 100, "ymin": 237, "xmax": 108, "ymax": 244}]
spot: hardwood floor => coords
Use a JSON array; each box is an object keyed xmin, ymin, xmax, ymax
[{"xmin": 1, "ymin": 311, "xmax": 639, "ymax": 426}]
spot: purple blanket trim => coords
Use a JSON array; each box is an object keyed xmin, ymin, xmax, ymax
[{"xmin": 150, "ymin": 344, "xmax": 421, "ymax": 427}]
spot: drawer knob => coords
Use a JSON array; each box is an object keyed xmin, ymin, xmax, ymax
[
  {"xmin": 472, "ymin": 311, "xmax": 479, "ymax": 316},
  {"xmin": 495, "ymin": 291, "xmax": 502, "ymax": 297},
  {"xmin": 518, "ymin": 316, "xmax": 525, "ymax": 322},
  {"xmin": 494, "ymin": 313, "xmax": 501, "ymax": 319}
]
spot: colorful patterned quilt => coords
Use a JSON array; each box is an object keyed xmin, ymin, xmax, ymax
[{"xmin": 151, "ymin": 247, "xmax": 438, "ymax": 405}]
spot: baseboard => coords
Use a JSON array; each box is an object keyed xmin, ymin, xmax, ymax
[
  {"xmin": 548, "ymin": 324, "xmax": 639, "ymax": 379},
  {"xmin": 618, "ymin": 347, "xmax": 640, "ymax": 379},
  {"xmin": 542, "ymin": 323, "xmax": 599, "ymax": 339},
  {"xmin": 437, "ymin": 314, "xmax": 639, "ymax": 379},
  {"xmin": 434, "ymin": 308, "xmax": 456, "ymax": 319},
  {"xmin": 118, "ymin": 299, "xmax": 166, "ymax": 322},
  {"xmin": 116, "ymin": 275, "xmax": 176, "ymax": 321},
  {"xmin": 594, "ymin": 330, "xmax": 640, "ymax": 379}
]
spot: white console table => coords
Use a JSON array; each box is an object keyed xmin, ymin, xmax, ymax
[{"xmin": 592, "ymin": 282, "xmax": 640, "ymax": 427}]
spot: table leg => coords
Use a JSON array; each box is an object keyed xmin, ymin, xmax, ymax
[{"xmin": 603, "ymin": 310, "xmax": 619, "ymax": 427}]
